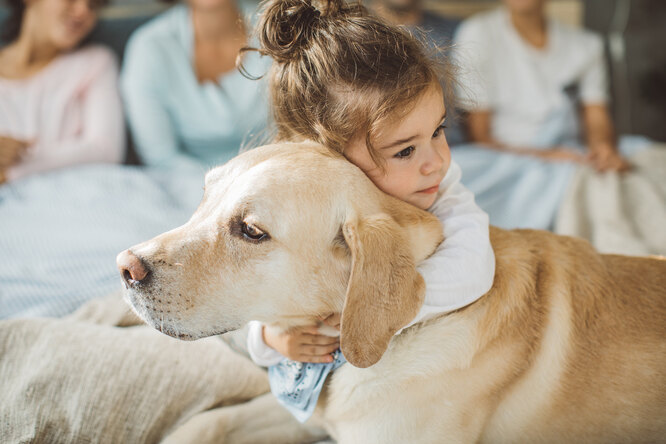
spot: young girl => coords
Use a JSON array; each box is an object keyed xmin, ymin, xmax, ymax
[{"xmin": 245, "ymin": 0, "xmax": 495, "ymax": 421}]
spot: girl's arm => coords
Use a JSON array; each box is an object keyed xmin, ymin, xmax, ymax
[
  {"xmin": 403, "ymin": 160, "xmax": 495, "ymax": 329},
  {"xmin": 6, "ymin": 49, "xmax": 125, "ymax": 181},
  {"xmin": 247, "ymin": 321, "xmax": 285, "ymax": 367},
  {"xmin": 246, "ymin": 320, "xmax": 339, "ymax": 366},
  {"xmin": 248, "ymin": 163, "xmax": 496, "ymax": 353}
]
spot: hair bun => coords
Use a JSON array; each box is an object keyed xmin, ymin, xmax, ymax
[{"xmin": 257, "ymin": 0, "xmax": 344, "ymax": 63}]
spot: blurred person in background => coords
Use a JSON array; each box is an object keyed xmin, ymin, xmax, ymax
[
  {"xmin": 0, "ymin": 0, "xmax": 125, "ymax": 184},
  {"xmin": 450, "ymin": 0, "xmax": 666, "ymax": 257},
  {"xmin": 454, "ymin": 0, "xmax": 630, "ymax": 173},
  {"xmin": 120, "ymin": 0, "xmax": 270, "ymax": 171},
  {"xmin": 370, "ymin": 0, "xmax": 458, "ymax": 47}
]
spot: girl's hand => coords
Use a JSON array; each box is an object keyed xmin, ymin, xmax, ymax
[{"xmin": 263, "ymin": 324, "xmax": 339, "ymax": 363}]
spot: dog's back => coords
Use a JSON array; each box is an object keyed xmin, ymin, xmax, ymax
[
  {"xmin": 549, "ymin": 252, "xmax": 666, "ymax": 442},
  {"xmin": 480, "ymin": 227, "xmax": 666, "ymax": 443},
  {"xmin": 320, "ymin": 227, "xmax": 665, "ymax": 443}
]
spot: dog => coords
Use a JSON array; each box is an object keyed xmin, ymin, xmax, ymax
[{"xmin": 117, "ymin": 141, "xmax": 666, "ymax": 443}]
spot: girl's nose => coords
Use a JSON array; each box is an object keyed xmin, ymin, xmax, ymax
[{"xmin": 420, "ymin": 143, "xmax": 446, "ymax": 175}]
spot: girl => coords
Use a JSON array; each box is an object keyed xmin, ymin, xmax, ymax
[{"xmin": 245, "ymin": 0, "xmax": 495, "ymax": 421}]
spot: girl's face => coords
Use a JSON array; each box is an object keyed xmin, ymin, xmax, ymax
[
  {"xmin": 25, "ymin": 0, "xmax": 100, "ymax": 50},
  {"xmin": 344, "ymin": 85, "xmax": 451, "ymax": 211}
]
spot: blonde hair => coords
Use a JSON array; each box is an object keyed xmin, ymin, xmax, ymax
[{"xmin": 243, "ymin": 0, "xmax": 455, "ymax": 164}]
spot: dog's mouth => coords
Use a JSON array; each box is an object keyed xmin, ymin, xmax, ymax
[
  {"xmin": 152, "ymin": 323, "xmax": 234, "ymax": 341},
  {"xmin": 156, "ymin": 324, "xmax": 234, "ymax": 340},
  {"xmin": 122, "ymin": 287, "xmax": 237, "ymax": 340},
  {"xmin": 155, "ymin": 324, "xmax": 197, "ymax": 340}
]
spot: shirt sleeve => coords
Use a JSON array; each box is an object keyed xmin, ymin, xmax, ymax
[
  {"xmin": 120, "ymin": 33, "xmax": 205, "ymax": 171},
  {"xmin": 402, "ymin": 160, "xmax": 496, "ymax": 330},
  {"xmin": 6, "ymin": 48, "xmax": 125, "ymax": 181},
  {"xmin": 246, "ymin": 320, "xmax": 284, "ymax": 367},
  {"xmin": 578, "ymin": 32, "xmax": 609, "ymax": 105},
  {"xmin": 453, "ymin": 17, "xmax": 493, "ymax": 111}
]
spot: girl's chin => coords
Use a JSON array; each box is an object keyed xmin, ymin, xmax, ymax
[{"xmin": 408, "ymin": 196, "xmax": 436, "ymax": 211}]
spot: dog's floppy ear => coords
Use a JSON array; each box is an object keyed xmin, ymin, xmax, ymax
[{"xmin": 340, "ymin": 201, "xmax": 440, "ymax": 368}]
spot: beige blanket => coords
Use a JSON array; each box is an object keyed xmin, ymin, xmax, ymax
[
  {"xmin": 556, "ymin": 146, "xmax": 666, "ymax": 256},
  {"xmin": 0, "ymin": 293, "xmax": 326, "ymax": 443}
]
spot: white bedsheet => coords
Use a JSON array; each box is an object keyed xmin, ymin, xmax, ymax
[{"xmin": 0, "ymin": 164, "xmax": 203, "ymax": 319}]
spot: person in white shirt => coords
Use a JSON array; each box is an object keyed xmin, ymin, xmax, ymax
[
  {"xmin": 454, "ymin": 0, "xmax": 629, "ymax": 172},
  {"xmin": 241, "ymin": 1, "xmax": 495, "ymax": 419}
]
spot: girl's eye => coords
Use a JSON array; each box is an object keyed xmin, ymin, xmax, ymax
[
  {"xmin": 433, "ymin": 122, "xmax": 447, "ymax": 138},
  {"xmin": 394, "ymin": 146, "xmax": 415, "ymax": 159}
]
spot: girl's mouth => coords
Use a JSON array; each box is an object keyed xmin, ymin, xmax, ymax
[{"xmin": 418, "ymin": 185, "xmax": 439, "ymax": 194}]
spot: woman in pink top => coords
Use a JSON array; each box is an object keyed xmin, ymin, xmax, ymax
[{"xmin": 0, "ymin": 0, "xmax": 124, "ymax": 184}]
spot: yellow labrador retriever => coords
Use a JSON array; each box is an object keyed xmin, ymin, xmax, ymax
[{"xmin": 117, "ymin": 141, "xmax": 666, "ymax": 443}]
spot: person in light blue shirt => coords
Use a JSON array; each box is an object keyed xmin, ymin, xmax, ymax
[{"xmin": 120, "ymin": 0, "xmax": 271, "ymax": 171}]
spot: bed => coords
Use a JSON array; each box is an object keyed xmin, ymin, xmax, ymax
[{"xmin": 1, "ymin": 1, "xmax": 663, "ymax": 441}]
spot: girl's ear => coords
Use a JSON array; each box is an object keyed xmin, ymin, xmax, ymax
[{"xmin": 339, "ymin": 200, "xmax": 442, "ymax": 368}]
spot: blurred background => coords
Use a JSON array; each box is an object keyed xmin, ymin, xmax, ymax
[
  {"xmin": 1, "ymin": 2, "xmax": 665, "ymax": 439},
  {"xmin": 3, "ymin": 0, "xmax": 663, "ymax": 142},
  {"xmin": 429, "ymin": 0, "xmax": 666, "ymax": 142}
]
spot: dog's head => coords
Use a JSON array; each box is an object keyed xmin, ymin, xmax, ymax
[{"xmin": 117, "ymin": 141, "xmax": 443, "ymax": 367}]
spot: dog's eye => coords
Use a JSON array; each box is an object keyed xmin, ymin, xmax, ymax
[{"xmin": 241, "ymin": 221, "xmax": 268, "ymax": 242}]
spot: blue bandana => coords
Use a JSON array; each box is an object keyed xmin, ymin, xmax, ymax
[{"xmin": 268, "ymin": 349, "xmax": 347, "ymax": 422}]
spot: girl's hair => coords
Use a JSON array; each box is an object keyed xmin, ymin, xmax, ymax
[
  {"xmin": 1, "ymin": 0, "xmax": 109, "ymax": 44},
  {"xmin": 244, "ymin": 0, "xmax": 455, "ymax": 164}
]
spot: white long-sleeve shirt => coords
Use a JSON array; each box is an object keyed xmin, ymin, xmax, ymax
[
  {"xmin": 248, "ymin": 159, "xmax": 495, "ymax": 366},
  {"xmin": 0, "ymin": 45, "xmax": 125, "ymax": 182}
]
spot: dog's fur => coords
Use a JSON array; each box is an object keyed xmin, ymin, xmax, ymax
[{"xmin": 119, "ymin": 141, "xmax": 666, "ymax": 443}]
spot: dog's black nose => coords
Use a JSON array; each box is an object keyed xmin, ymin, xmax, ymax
[{"xmin": 116, "ymin": 250, "xmax": 150, "ymax": 287}]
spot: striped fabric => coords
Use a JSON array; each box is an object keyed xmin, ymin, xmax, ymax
[{"xmin": 0, "ymin": 164, "xmax": 203, "ymax": 319}]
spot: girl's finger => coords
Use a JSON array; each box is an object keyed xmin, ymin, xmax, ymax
[
  {"xmin": 299, "ymin": 353, "xmax": 335, "ymax": 364},
  {"xmin": 303, "ymin": 343, "xmax": 339, "ymax": 356},
  {"xmin": 301, "ymin": 334, "xmax": 339, "ymax": 346},
  {"xmin": 293, "ymin": 325, "xmax": 321, "ymax": 336}
]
